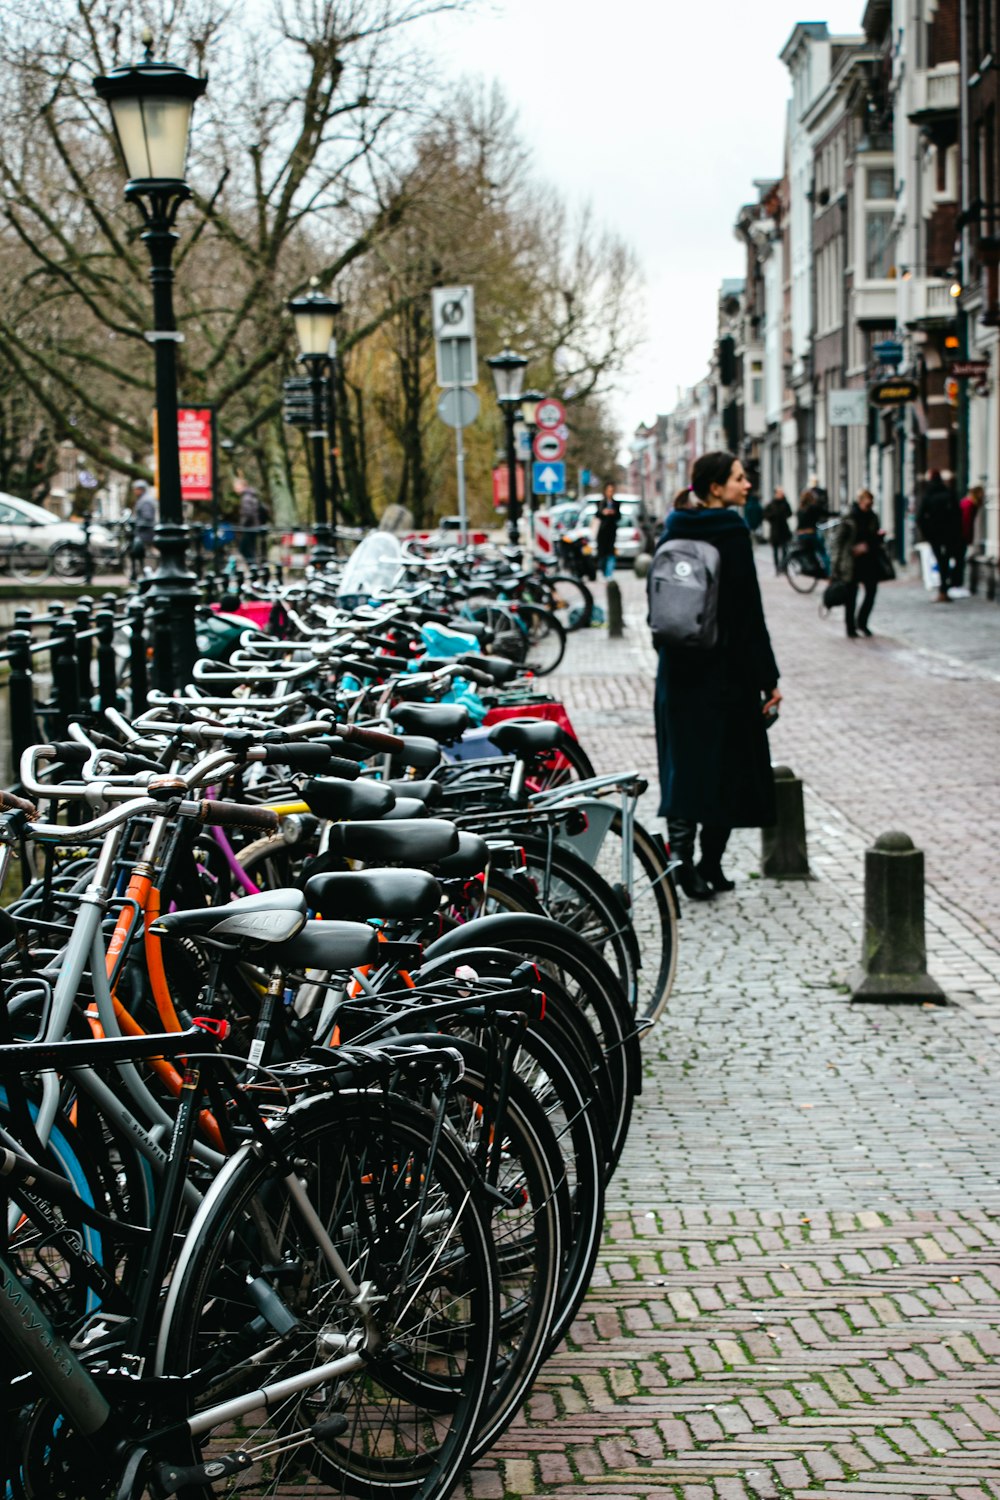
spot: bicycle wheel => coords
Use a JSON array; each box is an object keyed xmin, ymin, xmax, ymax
[
  {"xmin": 528, "ymin": 574, "xmax": 593, "ymax": 633},
  {"xmin": 9, "ymin": 541, "xmax": 51, "ymax": 583},
  {"xmin": 50, "ymin": 543, "xmax": 86, "ymax": 579},
  {"xmin": 580, "ymin": 812, "xmax": 679, "ymax": 1028},
  {"xmin": 157, "ymin": 1089, "xmax": 498, "ymax": 1500},
  {"xmin": 394, "ymin": 1041, "xmax": 563, "ymax": 1459},
  {"xmin": 423, "ymin": 914, "xmax": 639, "ymax": 1175},
  {"xmin": 516, "ymin": 604, "xmax": 566, "ymax": 676},
  {"xmin": 524, "ymin": 728, "xmax": 596, "ymax": 793},
  {"xmin": 785, "ymin": 552, "xmax": 819, "ymax": 593}
]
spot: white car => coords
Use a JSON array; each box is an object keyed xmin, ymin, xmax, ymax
[
  {"xmin": 566, "ymin": 494, "xmax": 656, "ymax": 564},
  {"xmin": 0, "ymin": 493, "xmax": 116, "ymax": 578}
]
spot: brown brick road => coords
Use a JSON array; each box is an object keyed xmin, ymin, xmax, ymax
[{"xmin": 464, "ymin": 561, "xmax": 1000, "ymax": 1500}]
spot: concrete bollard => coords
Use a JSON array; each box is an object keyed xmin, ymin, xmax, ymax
[
  {"xmin": 606, "ymin": 578, "xmax": 624, "ymax": 638},
  {"xmin": 851, "ymin": 831, "xmax": 945, "ymax": 1003},
  {"xmin": 761, "ymin": 766, "xmax": 812, "ymax": 879},
  {"xmin": 633, "ymin": 552, "xmax": 652, "ymax": 580}
]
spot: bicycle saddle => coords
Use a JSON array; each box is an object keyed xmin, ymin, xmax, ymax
[
  {"xmin": 151, "ymin": 889, "xmax": 307, "ymax": 946},
  {"xmin": 431, "ymin": 832, "xmax": 490, "ymax": 878},
  {"xmin": 326, "ymin": 817, "xmax": 459, "ymax": 864},
  {"xmin": 305, "ymin": 868, "xmax": 442, "ymax": 921},
  {"xmin": 456, "ymin": 652, "xmax": 518, "ymax": 685},
  {"xmin": 303, "ymin": 777, "xmax": 395, "ymax": 822},
  {"xmin": 389, "ymin": 735, "xmax": 442, "ymax": 771},
  {"xmin": 380, "ymin": 796, "xmax": 429, "ymax": 820},
  {"xmin": 275, "ymin": 919, "xmax": 380, "ymax": 972},
  {"xmin": 385, "ymin": 778, "xmax": 444, "ymax": 808},
  {"xmin": 488, "ymin": 719, "xmax": 562, "ymax": 756},
  {"xmin": 390, "ymin": 704, "xmax": 469, "ymax": 744}
]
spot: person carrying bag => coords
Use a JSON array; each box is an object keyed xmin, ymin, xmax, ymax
[{"xmin": 830, "ymin": 488, "xmax": 883, "ymax": 638}]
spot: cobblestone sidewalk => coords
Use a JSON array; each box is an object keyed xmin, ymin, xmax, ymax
[{"xmin": 465, "ymin": 564, "xmax": 1000, "ymax": 1500}]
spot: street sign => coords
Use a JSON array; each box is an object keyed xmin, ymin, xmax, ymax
[
  {"xmin": 948, "ymin": 360, "xmax": 990, "ymax": 378},
  {"xmin": 436, "ymin": 387, "xmax": 480, "ymax": 429},
  {"xmin": 533, "ymin": 430, "xmax": 566, "ymax": 461},
  {"xmin": 432, "ymin": 286, "xmax": 475, "ymax": 341},
  {"xmin": 532, "ymin": 460, "xmax": 566, "ymax": 496},
  {"xmin": 554, "ymin": 422, "xmax": 570, "ymax": 442},
  {"xmin": 435, "ymin": 337, "xmax": 477, "ymax": 388},
  {"xmin": 493, "ymin": 465, "xmax": 525, "ymax": 507},
  {"xmin": 535, "ymin": 398, "xmax": 566, "ymax": 430},
  {"xmin": 828, "ymin": 389, "xmax": 867, "ymax": 427},
  {"xmin": 514, "ymin": 424, "xmax": 531, "ymax": 461},
  {"xmin": 869, "ymin": 378, "xmax": 919, "ymax": 406},
  {"xmin": 872, "ymin": 339, "xmax": 904, "ymax": 367},
  {"xmin": 177, "ymin": 407, "xmax": 215, "ymax": 502}
]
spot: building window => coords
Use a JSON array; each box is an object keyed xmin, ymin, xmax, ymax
[
  {"xmin": 867, "ymin": 167, "xmax": 894, "ymax": 200},
  {"xmin": 865, "ymin": 210, "xmax": 894, "ymax": 278},
  {"xmin": 751, "ymin": 360, "xmax": 763, "ymax": 405}
]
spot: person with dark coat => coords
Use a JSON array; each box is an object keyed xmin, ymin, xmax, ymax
[
  {"xmin": 830, "ymin": 488, "xmax": 882, "ymax": 638},
  {"xmin": 594, "ymin": 482, "xmax": 620, "ymax": 579},
  {"xmin": 653, "ymin": 450, "xmax": 782, "ymax": 900},
  {"xmin": 762, "ymin": 488, "xmax": 792, "ymax": 574},
  {"xmin": 917, "ymin": 470, "xmax": 961, "ymax": 601}
]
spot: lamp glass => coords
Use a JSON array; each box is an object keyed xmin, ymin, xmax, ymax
[
  {"xmin": 520, "ymin": 391, "xmax": 544, "ymax": 426},
  {"xmin": 293, "ymin": 303, "xmax": 337, "ymax": 358},
  {"xmin": 110, "ymin": 94, "xmax": 194, "ymax": 181},
  {"xmin": 487, "ymin": 349, "xmax": 528, "ymax": 402}
]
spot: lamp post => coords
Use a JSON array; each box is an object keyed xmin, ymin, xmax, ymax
[
  {"xmin": 288, "ymin": 282, "xmax": 340, "ymax": 568},
  {"xmin": 94, "ymin": 36, "xmax": 206, "ymax": 693},
  {"xmin": 519, "ymin": 389, "xmax": 545, "ymax": 531},
  {"xmin": 487, "ymin": 349, "xmax": 528, "ymax": 546}
]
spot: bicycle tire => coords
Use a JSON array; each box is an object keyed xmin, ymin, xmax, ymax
[
  {"xmin": 524, "ymin": 727, "xmax": 596, "ymax": 792},
  {"xmin": 9, "ymin": 542, "xmax": 51, "ymax": 583},
  {"xmin": 50, "ymin": 543, "xmax": 86, "ymax": 580},
  {"xmin": 422, "ymin": 914, "xmax": 639, "ymax": 1175},
  {"xmin": 516, "ymin": 604, "xmax": 566, "ymax": 676},
  {"xmin": 157, "ymin": 1088, "xmax": 499, "ymax": 1500},
  {"xmin": 785, "ymin": 553, "xmax": 819, "ymax": 593}
]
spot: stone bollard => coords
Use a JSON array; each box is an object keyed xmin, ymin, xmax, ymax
[
  {"xmin": 633, "ymin": 552, "xmax": 652, "ymax": 580},
  {"xmin": 851, "ymin": 832, "xmax": 945, "ymax": 1003},
  {"xmin": 606, "ymin": 578, "xmax": 624, "ymax": 638},
  {"xmin": 761, "ymin": 765, "xmax": 812, "ymax": 879}
]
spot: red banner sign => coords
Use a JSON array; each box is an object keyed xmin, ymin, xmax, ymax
[
  {"xmin": 177, "ymin": 407, "xmax": 215, "ymax": 502},
  {"xmin": 492, "ymin": 465, "xmax": 525, "ymax": 508}
]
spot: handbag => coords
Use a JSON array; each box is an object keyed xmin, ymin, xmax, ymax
[
  {"xmin": 875, "ymin": 541, "xmax": 896, "ymax": 582},
  {"xmin": 822, "ymin": 580, "xmax": 850, "ymax": 609}
]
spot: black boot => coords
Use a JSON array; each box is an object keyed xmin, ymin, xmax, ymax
[
  {"xmin": 669, "ymin": 819, "xmax": 714, "ymax": 901},
  {"xmin": 698, "ymin": 825, "xmax": 735, "ymax": 893}
]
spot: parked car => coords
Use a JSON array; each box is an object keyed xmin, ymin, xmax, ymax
[
  {"xmin": 564, "ymin": 493, "xmax": 657, "ymax": 565},
  {"xmin": 0, "ymin": 493, "xmax": 117, "ymax": 577}
]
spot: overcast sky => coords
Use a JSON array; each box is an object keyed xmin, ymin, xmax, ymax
[{"xmin": 418, "ymin": 0, "xmax": 867, "ymax": 441}]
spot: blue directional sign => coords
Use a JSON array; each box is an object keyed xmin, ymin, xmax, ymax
[{"xmin": 532, "ymin": 460, "xmax": 566, "ymax": 496}]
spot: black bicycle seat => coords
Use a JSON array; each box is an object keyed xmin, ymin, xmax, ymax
[
  {"xmin": 380, "ymin": 796, "xmax": 429, "ymax": 820},
  {"xmin": 456, "ymin": 652, "xmax": 518, "ymax": 685},
  {"xmin": 389, "ymin": 735, "xmax": 442, "ymax": 772},
  {"xmin": 390, "ymin": 703, "xmax": 469, "ymax": 744},
  {"xmin": 302, "ymin": 777, "xmax": 395, "ymax": 822},
  {"xmin": 487, "ymin": 719, "xmax": 562, "ymax": 757},
  {"xmin": 274, "ymin": 919, "xmax": 379, "ymax": 972},
  {"xmin": 151, "ymin": 889, "xmax": 307, "ymax": 946},
  {"xmin": 305, "ymin": 868, "xmax": 442, "ymax": 921},
  {"xmin": 431, "ymin": 832, "xmax": 490, "ymax": 878},
  {"xmin": 325, "ymin": 817, "xmax": 459, "ymax": 865},
  {"xmin": 385, "ymin": 778, "xmax": 444, "ymax": 808}
]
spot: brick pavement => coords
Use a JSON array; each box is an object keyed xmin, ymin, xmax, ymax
[{"xmin": 463, "ymin": 560, "xmax": 1000, "ymax": 1499}]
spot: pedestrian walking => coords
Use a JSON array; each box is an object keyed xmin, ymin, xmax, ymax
[
  {"xmin": 129, "ymin": 479, "xmax": 157, "ymax": 580},
  {"xmin": 830, "ymin": 488, "xmax": 882, "ymax": 638},
  {"xmin": 762, "ymin": 487, "xmax": 792, "ymax": 574},
  {"xmin": 593, "ymin": 481, "xmax": 620, "ymax": 580},
  {"xmin": 795, "ymin": 486, "xmax": 830, "ymax": 576},
  {"xmin": 955, "ymin": 484, "xmax": 984, "ymax": 588},
  {"xmin": 917, "ymin": 469, "xmax": 961, "ymax": 601},
  {"xmin": 234, "ymin": 476, "xmax": 264, "ymax": 565},
  {"xmin": 653, "ymin": 450, "xmax": 782, "ymax": 900}
]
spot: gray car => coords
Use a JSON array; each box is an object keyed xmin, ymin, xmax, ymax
[{"xmin": 0, "ymin": 493, "xmax": 116, "ymax": 578}]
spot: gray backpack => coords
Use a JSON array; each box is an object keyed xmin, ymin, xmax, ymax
[{"xmin": 648, "ymin": 537, "xmax": 721, "ymax": 649}]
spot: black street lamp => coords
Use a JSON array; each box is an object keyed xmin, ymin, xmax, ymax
[
  {"xmin": 288, "ymin": 282, "xmax": 340, "ymax": 568},
  {"xmin": 487, "ymin": 349, "xmax": 528, "ymax": 546},
  {"xmin": 94, "ymin": 35, "xmax": 206, "ymax": 693}
]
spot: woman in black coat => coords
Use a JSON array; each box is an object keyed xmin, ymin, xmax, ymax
[
  {"xmin": 830, "ymin": 488, "xmax": 882, "ymax": 637},
  {"xmin": 653, "ymin": 451, "xmax": 782, "ymax": 899}
]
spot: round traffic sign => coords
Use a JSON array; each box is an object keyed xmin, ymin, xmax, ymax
[
  {"xmin": 554, "ymin": 422, "xmax": 570, "ymax": 442},
  {"xmin": 535, "ymin": 397, "xmax": 566, "ymax": 430},
  {"xmin": 533, "ymin": 429, "xmax": 566, "ymax": 461},
  {"xmin": 437, "ymin": 387, "xmax": 480, "ymax": 429}
]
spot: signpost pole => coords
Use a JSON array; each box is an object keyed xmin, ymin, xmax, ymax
[{"xmin": 455, "ymin": 402, "xmax": 468, "ymax": 546}]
